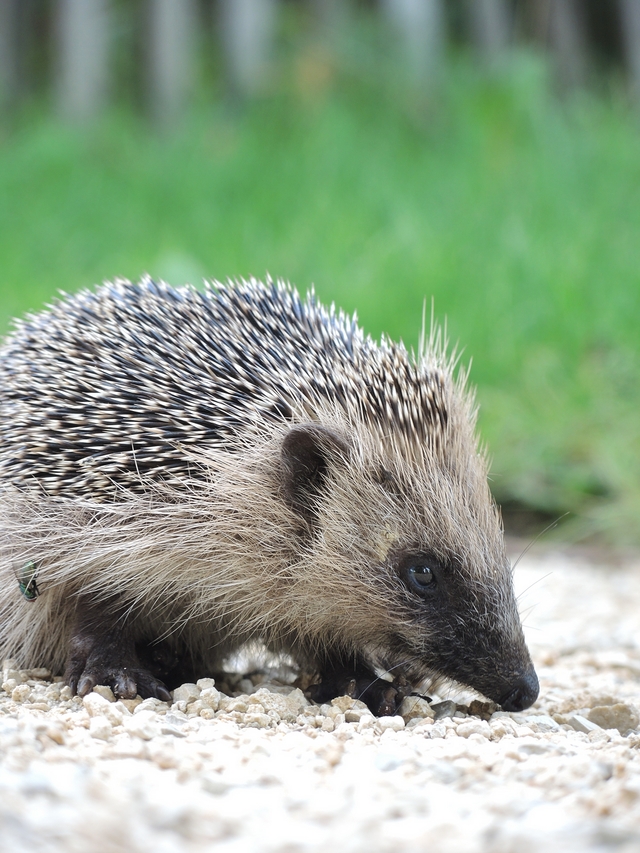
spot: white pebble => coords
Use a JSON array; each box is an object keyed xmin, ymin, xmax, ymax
[
  {"xmin": 375, "ymin": 716, "xmax": 405, "ymax": 734},
  {"xmin": 524, "ymin": 715, "xmax": 560, "ymax": 733},
  {"xmin": 89, "ymin": 716, "xmax": 113, "ymax": 741},
  {"xmin": 92, "ymin": 685, "xmax": 116, "ymax": 702},
  {"xmin": 456, "ymin": 719, "xmax": 491, "ymax": 739},
  {"xmin": 514, "ymin": 725, "xmax": 536, "ymax": 738},
  {"xmin": 568, "ymin": 715, "xmax": 601, "ymax": 735},
  {"xmin": 587, "ymin": 704, "xmax": 639, "ymax": 735},
  {"xmin": 125, "ymin": 710, "xmax": 161, "ymax": 740},
  {"xmin": 244, "ymin": 712, "xmax": 272, "ymax": 729},
  {"xmin": 134, "ymin": 697, "xmax": 168, "ymax": 714},
  {"xmin": 429, "ymin": 723, "xmax": 447, "ymax": 738},
  {"xmin": 172, "ymin": 683, "xmax": 201, "ymax": 704},
  {"xmin": 199, "ymin": 687, "xmax": 221, "ymax": 710},
  {"xmin": 11, "ymin": 684, "xmax": 32, "ymax": 703},
  {"xmin": 399, "ymin": 696, "xmax": 435, "ymax": 722},
  {"xmin": 83, "ymin": 693, "xmax": 125, "ymax": 726}
]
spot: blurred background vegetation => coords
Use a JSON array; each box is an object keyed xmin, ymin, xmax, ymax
[{"xmin": 0, "ymin": 0, "xmax": 639, "ymax": 545}]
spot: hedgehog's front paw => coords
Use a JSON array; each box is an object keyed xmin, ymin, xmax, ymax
[
  {"xmin": 64, "ymin": 634, "xmax": 172, "ymax": 702},
  {"xmin": 355, "ymin": 678, "xmax": 405, "ymax": 716},
  {"xmin": 308, "ymin": 665, "xmax": 406, "ymax": 716}
]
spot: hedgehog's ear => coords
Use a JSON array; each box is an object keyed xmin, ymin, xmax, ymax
[{"xmin": 281, "ymin": 424, "xmax": 350, "ymax": 521}]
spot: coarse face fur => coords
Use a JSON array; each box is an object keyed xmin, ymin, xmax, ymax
[{"xmin": 0, "ymin": 278, "xmax": 538, "ymax": 713}]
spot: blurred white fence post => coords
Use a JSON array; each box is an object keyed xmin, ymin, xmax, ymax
[
  {"xmin": 468, "ymin": 0, "xmax": 510, "ymax": 69},
  {"xmin": 619, "ymin": 0, "xmax": 640, "ymax": 106},
  {"xmin": 55, "ymin": 0, "xmax": 111, "ymax": 121},
  {"xmin": 219, "ymin": 0, "xmax": 277, "ymax": 99},
  {"xmin": 0, "ymin": 0, "xmax": 17, "ymax": 111},
  {"xmin": 310, "ymin": 0, "xmax": 344, "ymax": 37},
  {"xmin": 380, "ymin": 0, "xmax": 445, "ymax": 85},
  {"xmin": 148, "ymin": 0, "xmax": 197, "ymax": 126},
  {"xmin": 532, "ymin": 0, "xmax": 588, "ymax": 91}
]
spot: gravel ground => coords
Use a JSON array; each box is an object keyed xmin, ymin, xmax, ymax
[{"xmin": 0, "ymin": 546, "xmax": 639, "ymax": 853}]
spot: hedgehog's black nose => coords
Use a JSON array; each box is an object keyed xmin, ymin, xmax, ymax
[{"xmin": 500, "ymin": 668, "xmax": 539, "ymax": 712}]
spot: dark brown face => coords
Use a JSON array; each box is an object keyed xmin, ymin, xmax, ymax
[{"xmin": 389, "ymin": 550, "xmax": 539, "ymax": 711}]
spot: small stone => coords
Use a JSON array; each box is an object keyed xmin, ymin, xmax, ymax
[
  {"xmin": 244, "ymin": 712, "xmax": 272, "ymax": 729},
  {"xmin": 196, "ymin": 678, "xmax": 216, "ymax": 690},
  {"xmin": 134, "ymin": 698, "xmax": 168, "ymax": 714},
  {"xmin": 356, "ymin": 714, "xmax": 376, "ymax": 732},
  {"xmin": 117, "ymin": 698, "xmax": 139, "ymax": 714},
  {"xmin": 431, "ymin": 701, "xmax": 457, "ymax": 720},
  {"xmin": 44, "ymin": 725, "xmax": 65, "ymax": 745},
  {"xmin": 160, "ymin": 723, "xmax": 187, "ymax": 737},
  {"xmin": 587, "ymin": 729, "xmax": 611, "ymax": 744},
  {"xmin": 83, "ymin": 693, "xmax": 125, "ymax": 726},
  {"xmin": 92, "ymin": 685, "xmax": 116, "ymax": 702},
  {"xmin": 172, "ymin": 683, "xmax": 200, "ymax": 704},
  {"xmin": 44, "ymin": 684, "xmax": 62, "ymax": 701},
  {"xmin": 59, "ymin": 685, "xmax": 73, "ymax": 701},
  {"xmin": 375, "ymin": 715, "xmax": 405, "ymax": 733},
  {"xmin": 2, "ymin": 658, "xmax": 19, "ymax": 679},
  {"xmin": 89, "ymin": 716, "xmax": 113, "ymax": 741},
  {"xmin": 406, "ymin": 717, "xmax": 433, "ymax": 730},
  {"xmin": 456, "ymin": 719, "xmax": 491, "ymax": 739},
  {"xmin": 523, "ymin": 715, "xmax": 560, "ymax": 733},
  {"xmin": 468, "ymin": 700, "xmax": 499, "ymax": 720},
  {"xmin": 11, "ymin": 684, "xmax": 32, "ymax": 703},
  {"xmin": 569, "ymin": 715, "xmax": 601, "ymax": 734},
  {"xmin": 199, "ymin": 687, "xmax": 221, "ymax": 711},
  {"xmin": 489, "ymin": 719, "xmax": 512, "ymax": 739},
  {"xmin": 125, "ymin": 710, "xmax": 161, "ymax": 740},
  {"xmin": 588, "ymin": 704, "xmax": 639, "ymax": 735},
  {"xmin": 218, "ymin": 696, "xmax": 249, "ymax": 714},
  {"xmin": 285, "ymin": 688, "xmax": 309, "ymax": 713},
  {"xmin": 428, "ymin": 723, "xmax": 447, "ymax": 738},
  {"xmin": 344, "ymin": 707, "xmax": 369, "ymax": 723},
  {"xmin": 399, "ymin": 696, "xmax": 434, "ymax": 722},
  {"xmin": 331, "ymin": 695, "xmax": 368, "ymax": 714},
  {"xmin": 25, "ymin": 668, "xmax": 51, "ymax": 681},
  {"xmin": 236, "ymin": 678, "xmax": 254, "ymax": 694},
  {"xmin": 249, "ymin": 688, "xmax": 300, "ymax": 722},
  {"xmin": 514, "ymin": 725, "xmax": 535, "ymax": 738}
]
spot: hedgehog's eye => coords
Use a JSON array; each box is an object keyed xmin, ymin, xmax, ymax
[{"xmin": 405, "ymin": 564, "xmax": 436, "ymax": 596}]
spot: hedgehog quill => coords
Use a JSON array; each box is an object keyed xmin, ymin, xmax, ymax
[{"xmin": 0, "ymin": 278, "xmax": 538, "ymax": 715}]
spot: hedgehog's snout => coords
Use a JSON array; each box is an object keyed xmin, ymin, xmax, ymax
[{"xmin": 499, "ymin": 667, "xmax": 539, "ymax": 712}]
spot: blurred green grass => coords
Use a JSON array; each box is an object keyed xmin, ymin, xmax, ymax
[{"xmin": 0, "ymin": 54, "xmax": 639, "ymax": 544}]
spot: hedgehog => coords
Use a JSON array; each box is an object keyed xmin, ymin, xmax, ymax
[{"xmin": 0, "ymin": 277, "xmax": 538, "ymax": 716}]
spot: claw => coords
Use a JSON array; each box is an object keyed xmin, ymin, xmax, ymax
[
  {"xmin": 77, "ymin": 675, "xmax": 96, "ymax": 697},
  {"xmin": 155, "ymin": 684, "xmax": 173, "ymax": 702},
  {"xmin": 114, "ymin": 674, "xmax": 138, "ymax": 700}
]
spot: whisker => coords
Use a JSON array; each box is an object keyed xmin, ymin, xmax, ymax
[
  {"xmin": 517, "ymin": 572, "xmax": 552, "ymax": 603},
  {"xmin": 512, "ymin": 513, "xmax": 570, "ymax": 572},
  {"xmin": 354, "ymin": 655, "xmax": 420, "ymax": 704}
]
